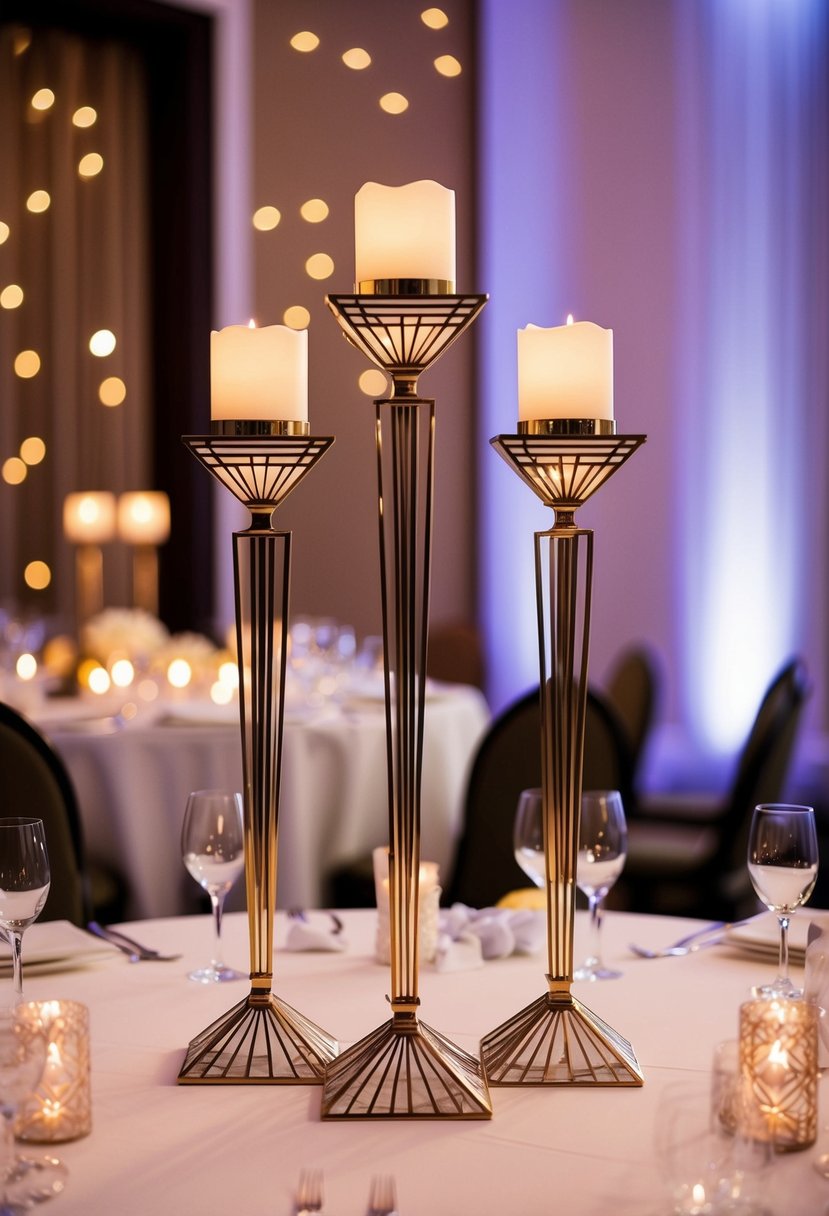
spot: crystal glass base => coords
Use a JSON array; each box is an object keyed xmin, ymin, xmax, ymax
[
  {"xmin": 2, "ymin": 1152, "xmax": 67, "ymax": 1208},
  {"xmin": 187, "ymin": 963, "xmax": 247, "ymax": 985}
]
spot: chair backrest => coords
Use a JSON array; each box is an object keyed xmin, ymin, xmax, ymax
[
  {"xmin": 722, "ymin": 657, "xmax": 812, "ymax": 874},
  {"xmin": 604, "ymin": 644, "xmax": 661, "ymax": 784},
  {"xmin": 0, "ymin": 702, "xmax": 89, "ymax": 926},
  {"xmin": 446, "ymin": 684, "xmax": 635, "ymax": 907}
]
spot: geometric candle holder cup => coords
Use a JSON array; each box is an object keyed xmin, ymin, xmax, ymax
[
  {"xmin": 178, "ymin": 419, "xmax": 339, "ymax": 1083},
  {"xmin": 481, "ymin": 420, "xmax": 646, "ymax": 1086},
  {"xmin": 320, "ymin": 290, "xmax": 492, "ymax": 1118},
  {"xmin": 739, "ymin": 997, "xmax": 818, "ymax": 1151},
  {"xmin": 16, "ymin": 1000, "xmax": 92, "ymax": 1143}
]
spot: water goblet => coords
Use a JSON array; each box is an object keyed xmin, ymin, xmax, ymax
[
  {"xmin": 0, "ymin": 818, "xmax": 50, "ymax": 1000},
  {"xmin": 0, "ymin": 1005, "xmax": 67, "ymax": 1209},
  {"xmin": 181, "ymin": 790, "xmax": 246, "ymax": 983},
  {"xmin": 513, "ymin": 788, "xmax": 546, "ymax": 889},
  {"xmin": 747, "ymin": 803, "xmax": 818, "ymax": 997},
  {"xmin": 574, "ymin": 789, "xmax": 627, "ymax": 981}
]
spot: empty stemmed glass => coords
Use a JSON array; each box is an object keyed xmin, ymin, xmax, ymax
[
  {"xmin": 0, "ymin": 818, "xmax": 51, "ymax": 1000},
  {"xmin": 747, "ymin": 803, "xmax": 818, "ymax": 997},
  {"xmin": 575, "ymin": 790, "xmax": 628, "ymax": 981},
  {"xmin": 0, "ymin": 1005, "xmax": 67, "ymax": 1209},
  {"xmin": 181, "ymin": 790, "xmax": 246, "ymax": 983}
]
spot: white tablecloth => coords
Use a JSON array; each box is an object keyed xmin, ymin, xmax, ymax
[
  {"xmin": 13, "ymin": 909, "xmax": 824, "ymax": 1216},
  {"xmin": 37, "ymin": 685, "xmax": 489, "ymax": 919}
]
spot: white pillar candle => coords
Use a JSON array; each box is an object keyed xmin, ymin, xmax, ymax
[
  {"xmin": 372, "ymin": 846, "xmax": 441, "ymax": 965},
  {"xmin": 210, "ymin": 323, "xmax": 308, "ymax": 422},
  {"xmin": 355, "ymin": 180, "xmax": 455, "ymax": 287},
  {"xmin": 63, "ymin": 492, "xmax": 116, "ymax": 544},
  {"xmin": 117, "ymin": 492, "xmax": 170, "ymax": 545},
  {"xmin": 517, "ymin": 320, "xmax": 613, "ymax": 421}
]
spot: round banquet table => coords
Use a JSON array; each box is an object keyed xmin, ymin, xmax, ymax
[
  {"xmin": 33, "ymin": 683, "xmax": 489, "ymax": 920},
  {"xmin": 10, "ymin": 908, "xmax": 826, "ymax": 1216}
]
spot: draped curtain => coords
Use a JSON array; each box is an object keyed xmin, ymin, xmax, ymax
[{"xmin": 0, "ymin": 22, "xmax": 150, "ymax": 627}]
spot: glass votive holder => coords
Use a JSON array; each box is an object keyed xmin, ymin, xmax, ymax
[
  {"xmin": 15, "ymin": 1000, "xmax": 91, "ymax": 1143},
  {"xmin": 373, "ymin": 846, "xmax": 441, "ymax": 966},
  {"xmin": 739, "ymin": 996, "xmax": 818, "ymax": 1152}
]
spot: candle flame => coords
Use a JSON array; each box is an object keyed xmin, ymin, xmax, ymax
[
  {"xmin": 768, "ymin": 1038, "xmax": 788, "ymax": 1068},
  {"xmin": 248, "ymin": 318, "xmax": 256, "ymax": 329},
  {"xmin": 566, "ymin": 313, "xmax": 574, "ymax": 326}
]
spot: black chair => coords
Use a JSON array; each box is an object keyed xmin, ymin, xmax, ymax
[
  {"xmin": 445, "ymin": 685, "xmax": 635, "ymax": 908},
  {"xmin": 0, "ymin": 701, "xmax": 96, "ymax": 926},
  {"xmin": 621, "ymin": 657, "xmax": 811, "ymax": 919},
  {"xmin": 603, "ymin": 644, "xmax": 661, "ymax": 790}
]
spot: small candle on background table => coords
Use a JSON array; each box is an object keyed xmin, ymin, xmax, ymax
[
  {"xmin": 373, "ymin": 846, "xmax": 441, "ymax": 965},
  {"xmin": 517, "ymin": 319, "xmax": 613, "ymax": 422},
  {"xmin": 16, "ymin": 1000, "xmax": 91, "ymax": 1144},
  {"xmin": 354, "ymin": 180, "xmax": 455, "ymax": 290},
  {"xmin": 210, "ymin": 323, "xmax": 308, "ymax": 422}
]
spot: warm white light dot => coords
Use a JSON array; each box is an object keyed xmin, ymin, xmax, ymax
[
  {"xmin": 3, "ymin": 458, "xmax": 27, "ymax": 485},
  {"xmin": 167, "ymin": 658, "xmax": 192, "ymax": 689},
  {"xmin": 31, "ymin": 88, "xmax": 55, "ymax": 111},
  {"xmin": 379, "ymin": 92, "xmax": 409, "ymax": 115},
  {"xmin": 0, "ymin": 285, "xmax": 23, "ymax": 309},
  {"xmin": 72, "ymin": 106, "xmax": 97, "ymax": 128},
  {"xmin": 283, "ymin": 305, "xmax": 310, "ymax": 329},
  {"xmin": 24, "ymin": 561, "xmax": 51, "ymax": 591},
  {"xmin": 14, "ymin": 350, "xmax": 41, "ymax": 378},
  {"xmin": 566, "ymin": 313, "xmax": 575, "ymax": 325},
  {"xmin": 99, "ymin": 376, "xmax": 126, "ymax": 406},
  {"xmin": 0, "ymin": 222, "xmax": 9, "ymax": 244},
  {"xmin": 290, "ymin": 31, "xmax": 319, "ymax": 52},
  {"xmin": 111, "ymin": 658, "xmax": 135, "ymax": 688},
  {"xmin": 78, "ymin": 152, "xmax": 104, "ymax": 178},
  {"xmin": 211, "ymin": 681, "xmax": 234, "ymax": 706},
  {"xmin": 89, "ymin": 329, "xmax": 116, "ymax": 357},
  {"xmin": 300, "ymin": 198, "xmax": 329, "ymax": 223},
  {"xmin": 305, "ymin": 252, "xmax": 334, "ymax": 280},
  {"xmin": 359, "ymin": 369, "xmax": 389, "ymax": 397},
  {"xmin": 88, "ymin": 665, "xmax": 111, "ymax": 695},
  {"xmin": 20, "ymin": 436, "xmax": 46, "ymax": 465},
  {"xmin": 218, "ymin": 660, "xmax": 239, "ymax": 688},
  {"xmin": 253, "ymin": 205, "xmax": 281, "ymax": 231},
  {"xmin": 421, "ymin": 8, "xmax": 449, "ymax": 29},
  {"xmin": 16, "ymin": 652, "xmax": 38, "ymax": 680},
  {"xmin": 342, "ymin": 47, "xmax": 371, "ymax": 70},
  {"xmin": 26, "ymin": 190, "xmax": 50, "ymax": 213},
  {"xmin": 434, "ymin": 55, "xmax": 462, "ymax": 77}
]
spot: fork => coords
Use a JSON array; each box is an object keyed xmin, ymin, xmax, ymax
[
  {"xmin": 628, "ymin": 917, "xmax": 752, "ymax": 959},
  {"xmin": 288, "ymin": 909, "xmax": 344, "ymax": 935},
  {"xmin": 367, "ymin": 1174, "xmax": 398, "ymax": 1216},
  {"xmin": 295, "ymin": 1167, "xmax": 324, "ymax": 1214},
  {"xmin": 87, "ymin": 921, "xmax": 182, "ymax": 962}
]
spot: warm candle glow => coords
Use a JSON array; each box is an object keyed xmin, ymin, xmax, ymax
[
  {"xmin": 210, "ymin": 323, "xmax": 308, "ymax": 422},
  {"xmin": 117, "ymin": 492, "xmax": 171, "ymax": 545},
  {"xmin": 16, "ymin": 1000, "xmax": 92, "ymax": 1143},
  {"xmin": 354, "ymin": 180, "xmax": 455, "ymax": 289},
  {"xmin": 63, "ymin": 492, "xmax": 117, "ymax": 544},
  {"xmin": 517, "ymin": 321, "xmax": 614, "ymax": 422},
  {"xmin": 739, "ymin": 997, "xmax": 818, "ymax": 1151}
]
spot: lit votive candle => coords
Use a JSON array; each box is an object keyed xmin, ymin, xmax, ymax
[
  {"xmin": 739, "ymin": 997, "xmax": 818, "ymax": 1151},
  {"xmin": 373, "ymin": 846, "xmax": 441, "ymax": 965},
  {"xmin": 16, "ymin": 1000, "xmax": 92, "ymax": 1143},
  {"xmin": 517, "ymin": 319, "xmax": 613, "ymax": 423},
  {"xmin": 210, "ymin": 322, "xmax": 308, "ymax": 422},
  {"xmin": 355, "ymin": 180, "xmax": 455, "ymax": 293}
]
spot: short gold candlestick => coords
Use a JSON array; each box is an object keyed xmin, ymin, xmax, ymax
[
  {"xmin": 481, "ymin": 423, "xmax": 646, "ymax": 1087},
  {"xmin": 321, "ymin": 292, "xmax": 492, "ymax": 1118},
  {"xmin": 178, "ymin": 422, "xmax": 339, "ymax": 1083}
]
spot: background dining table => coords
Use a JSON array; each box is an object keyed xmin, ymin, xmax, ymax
[
  {"xmin": 9, "ymin": 907, "xmax": 827, "ymax": 1216},
  {"xmin": 32, "ymin": 681, "xmax": 489, "ymax": 919}
]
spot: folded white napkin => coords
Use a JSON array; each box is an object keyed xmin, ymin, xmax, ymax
[
  {"xmin": 434, "ymin": 903, "xmax": 546, "ymax": 972},
  {"xmin": 805, "ymin": 919, "xmax": 829, "ymax": 1068},
  {"xmin": 283, "ymin": 917, "xmax": 347, "ymax": 953}
]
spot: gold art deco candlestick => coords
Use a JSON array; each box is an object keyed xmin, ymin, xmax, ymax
[
  {"xmin": 321, "ymin": 288, "xmax": 492, "ymax": 1118},
  {"xmin": 481, "ymin": 419, "xmax": 646, "ymax": 1087},
  {"xmin": 178, "ymin": 420, "xmax": 338, "ymax": 1083}
]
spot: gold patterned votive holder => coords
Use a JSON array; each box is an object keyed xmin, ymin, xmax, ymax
[
  {"xmin": 739, "ymin": 997, "xmax": 818, "ymax": 1152},
  {"xmin": 16, "ymin": 1000, "xmax": 91, "ymax": 1143}
]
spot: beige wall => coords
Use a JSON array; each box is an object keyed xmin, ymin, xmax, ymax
[{"xmin": 251, "ymin": 0, "xmax": 476, "ymax": 642}]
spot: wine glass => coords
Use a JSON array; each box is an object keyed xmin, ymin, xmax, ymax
[
  {"xmin": 575, "ymin": 790, "xmax": 627, "ymax": 981},
  {"xmin": 0, "ymin": 1005, "xmax": 67, "ymax": 1208},
  {"xmin": 181, "ymin": 790, "xmax": 246, "ymax": 983},
  {"xmin": 513, "ymin": 788, "xmax": 546, "ymax": 889},
  {"xmin": 0, "ymin": 818, "xmax": 51, "ymax": 1000},
  {"xmin": 747, "ymin": 803, "xmax": 818, "ymax": 997}
]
